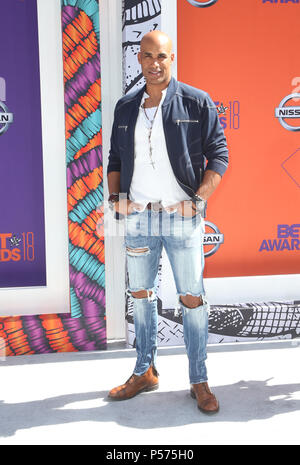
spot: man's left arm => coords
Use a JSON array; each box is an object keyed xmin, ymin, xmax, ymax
[
  {"xmin": 172, "ymin": 93, "xmax": 228, "ymax": 217},
  {"xmin": 195, "ymin": 169, "xmax": 222, "ymax": 201},
  {"xmin": 198, "ymin": 93, "xmax": 229, "ymax": 199}
]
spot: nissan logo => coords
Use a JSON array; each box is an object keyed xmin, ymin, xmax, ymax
[
  {"xmin": 0, "ymin": 101, "xmax": 13, "ymax": 135},
  {"xmin": 275, "ymin": 93, "xmax": 300, "ymax": 132},
  {"xmin": 203, "ymin": 221, "xmax": 224, "ymax": 257},
  {"xmin": 186, "ymin": 0, "xmax": 218, "ymax": 7}
]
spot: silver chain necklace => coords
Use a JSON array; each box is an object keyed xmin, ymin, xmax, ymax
[{"xmin": 143, "ymin": 104, "xmax": 159, "ymax": 170}]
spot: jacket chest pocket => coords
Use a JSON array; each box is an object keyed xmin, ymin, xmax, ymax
[{"xmin": 117, "ymin": 125, "xmax": 129, "ymax": 151}]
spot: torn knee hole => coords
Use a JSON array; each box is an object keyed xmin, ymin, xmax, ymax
[
  {"xmin": 129, "ymin": 289, "xmax": 156, "ymax": 301},
  {"xmin": 180, "ymin": 294, "xmax": 203, "ymax": 309},
  {"xmin": 126, "ymin": 246, "xmax": 150, "ymax": 257},
  {"xmin": 131, "ymin": 290, "xmax": 152, "ymax": 298}
]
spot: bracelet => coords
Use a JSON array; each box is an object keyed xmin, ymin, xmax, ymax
[
  {"xmin": 108, "ymin": 192, "xmax": 119, "ymax": 202},
  {"xmin": 108, "ymin": 193, "xmax": 119, "ymax": 211},
  {"xmin": 192, "ymin": 194, "xmax": 206, "ymax": 203},
  {"xmin": 191, "ymin": 194, "xmax": 207, "ymax": 217}
]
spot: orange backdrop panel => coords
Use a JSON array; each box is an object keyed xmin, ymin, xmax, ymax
[{"xmin": 178, "ymin": 0, "xmax": 300, "ymax": 278}]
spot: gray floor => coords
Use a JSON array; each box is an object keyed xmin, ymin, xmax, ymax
[{"xmin": 0, "ymin": 340, "xmax": 299, "ymax": 445}]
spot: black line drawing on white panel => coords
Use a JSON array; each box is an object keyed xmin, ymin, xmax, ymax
[
  {"xmin": 126, "ymin": 296, "xmax": 300, "ymax": 347},
  {"xmin": 122, "ymin": 0, "xmax": 161, "ymax": 94}
]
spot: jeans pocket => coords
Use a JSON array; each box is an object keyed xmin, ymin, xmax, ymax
[
  {"xmin": 174, "ymin": 210, "xmax": 199, "ymax": 220},
  {"xmin": 127, "ymin": 209, "xmax": 143, "ymax": 218},
  {"xmin": 127, "ymin": 211, "xmax": 139, "ymax": 217}
]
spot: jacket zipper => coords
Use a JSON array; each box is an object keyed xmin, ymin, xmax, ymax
[
  {"xmin": 163, "ymin": 116, "xmax": 203, "ymax": 197},
  {"xmin": 174, "ymin": 171, "xmax": 202, "ymax": 197},
  {"xmin": 175, "ymin": 119, "xmax": 199, "ymax": 126}
]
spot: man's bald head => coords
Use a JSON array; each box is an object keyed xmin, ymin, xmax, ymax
[
  {"xmin": 138, "ymin": 30, "xmax": 175, "ymax": 90},
  {"xmin": 140, "ymin": 30, "xmax": 173, "ymax": 54}
]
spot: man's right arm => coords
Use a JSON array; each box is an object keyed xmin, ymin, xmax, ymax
[
  {"xmin": 107, "ymin": 104, "xmax": 122, "ymax": 179},
  {"xmin": 107, "ymin": 171, "xmax": 121, "ymax": 196},
  {"xmin": 108, "ymin": 171, "xmax": 139, "ymax": 215},
  {"xmin": 107, "ymin": 109, "xmax": 137, "ymax": 216}
]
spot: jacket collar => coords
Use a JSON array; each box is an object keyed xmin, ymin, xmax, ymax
[
  {"xmin": 140, "ymin": 88, "xmax": 168, "ymax": 109},
  {"xmin": 134, "ymin": 76, "xmax": 178, "ymax": 107},
  {"xmin": 163, "ymin": 76, "xmax": 178, "ymax": 106}
]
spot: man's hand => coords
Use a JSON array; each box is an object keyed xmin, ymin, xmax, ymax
[
  {"xmin": 113, "ymin": 199, "xmax": 144, "ymax": 216},
  {"xmin": 165, "ymin": 170, "xmax": 222, "ymax": 217},
  {"xmin": 165, "ymin": 200, "xmax": 199, "ymax": 217}
]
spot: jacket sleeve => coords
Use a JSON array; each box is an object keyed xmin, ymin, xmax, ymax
[
  {"xmin": 107, "ymin": 103, "xmax": 121, "ymax": 174},
  {"xmin": 200, "ymin": 93, "xmax": 229, "ymax": 177}
]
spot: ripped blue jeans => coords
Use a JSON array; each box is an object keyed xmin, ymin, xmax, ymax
[{"xmin": 125, "ymin": 208, "xmax": 209, "ymax": 384}]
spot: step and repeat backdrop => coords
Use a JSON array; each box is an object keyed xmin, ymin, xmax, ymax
[
  {"xmin": 0, "ymin": 0, "xmax": 105, "ymax": 356},
  {"xmin": 0, "ymin": 0, "xmax": 299, "ymax": 356},
  {"xmin": 123, "ymin": 0, "xmax": 300, "ymax": 346},
  {"xmin": 178, "ymin": 0, "xmax": 300, "ymax": 279},
  {"xmin": 0, "ymin": 0, "xmax": 46, "ymax": 289}
]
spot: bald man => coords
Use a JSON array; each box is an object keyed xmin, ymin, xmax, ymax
[{"xmin": 107, "ymin": 31, "xmax": 228, "ymax": 414}]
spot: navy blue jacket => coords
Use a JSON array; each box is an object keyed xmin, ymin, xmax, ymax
[{"xmin": 107, "ymin": 77, "xmax": 229, "ymax": 198}]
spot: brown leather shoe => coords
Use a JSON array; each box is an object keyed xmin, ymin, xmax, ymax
[
  {"xmin": 190, "ymin": 382, "xmax": 219, "ymax": 414},
  {"xmin": 108, "ymin": 365, "xmax": 159, "ymax": 401}
]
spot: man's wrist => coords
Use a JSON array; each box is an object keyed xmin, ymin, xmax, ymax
[
  {"xmin": 193, "ymin": 193, "xmax": 206, "ymax": 203},
  {"xmin": 191, "ymin": 194, "xmax": 207, "ymax": 217},
  {"xmin": 108, "ymin": 193, "xmax": 119, "ymax": 211},
  {"xmin": 108, "ymin": 192, "xmax": 119, "ymax": 200}
]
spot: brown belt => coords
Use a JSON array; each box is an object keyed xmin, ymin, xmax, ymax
[{"xmin": 146, "ymin": 202, "xmax": 164, "ymax": 212}]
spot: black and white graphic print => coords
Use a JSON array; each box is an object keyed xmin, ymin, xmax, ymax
[
  {"xmin": 122, "ymin": 0, "xmax": 161, "ymax": 94},
  {"xmin": 126, "ymin": 297, "xmax": 300, "ymax": 347}
]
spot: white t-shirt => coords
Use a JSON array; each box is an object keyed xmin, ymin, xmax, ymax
[{"xmin": 129, "ymin": 90, "xmax": 190, "ymax": 209}]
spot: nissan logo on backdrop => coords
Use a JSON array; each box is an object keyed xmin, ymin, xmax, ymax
[
  {"xmin": 275, "ymin": 93, "xmax": 300, "ymax": 131},
  {"xmin": 186, "ymin": 0, "xmax": 218, "ymax": 8},
  {"xmin": 0, "ymin": 101, "xmax": 13, "ymax": 136},
  {"xmin": 203, "ymin": 221, "xmax": 224, "ymax": 257}
]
